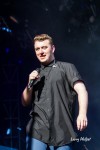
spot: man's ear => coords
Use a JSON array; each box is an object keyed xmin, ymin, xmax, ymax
[{"xmin": 52, "ymin": 45, "xmax": 55, "ymax": 53}]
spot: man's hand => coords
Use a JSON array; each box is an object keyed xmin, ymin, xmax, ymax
[
  {"xmin": 29, "ymin": 70, "xmax": 40, "ymax": 81},
  {"xmin": 76, "ymin": 114, "xmax": 88, "ymax": 131}
]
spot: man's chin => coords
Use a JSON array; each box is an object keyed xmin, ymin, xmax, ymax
[
  {"xmin": 39, "ymin": 59, "xmax": 49, "ymax": 65},
  {"xmin": 39, "ymin": 59, "xmax": 46, "ymax": 63}
]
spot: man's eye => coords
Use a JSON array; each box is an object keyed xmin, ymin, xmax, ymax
[
  {"xmin": 35, "ymin": 48, "xmax": 39, "ymax": 51},
  {"xmin": 43, "ymin": 46, "xmax": 47, "ymax": 49}
]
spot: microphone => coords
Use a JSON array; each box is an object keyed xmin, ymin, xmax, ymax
[
  {"xmin": 27, "ymin": 80, "xmax": 35, "ymax": 89},
  {"xmin": 27, "ymin": 69, "xmax": 40, "ymax": 89}
]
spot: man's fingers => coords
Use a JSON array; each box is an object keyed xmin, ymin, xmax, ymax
[
  {"xmin": 29, "ymin": 70, "xmax": 39, "ymax": 80},
  {"xmin": 77, "ymin": 118, "xmax": 88, "ymax": 131}
]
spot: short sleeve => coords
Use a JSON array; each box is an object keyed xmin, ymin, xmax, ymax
[{"xmin": 64, "ymin": 63, "xmax": 83, "ymax": 88}]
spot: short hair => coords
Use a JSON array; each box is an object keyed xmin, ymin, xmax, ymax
[{"xmin": 33, "ymin": 34, "xmax": 53, "ymax": 45}]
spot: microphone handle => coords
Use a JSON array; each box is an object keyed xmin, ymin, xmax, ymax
[{"xmin": 27, "ymin": 79, "xmax": 35, "ymax": 89}]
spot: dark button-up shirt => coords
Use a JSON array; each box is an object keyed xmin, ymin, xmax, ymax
[{"xmin": 26, "ymin": 60, "xmax": 83, "ymax": 146}]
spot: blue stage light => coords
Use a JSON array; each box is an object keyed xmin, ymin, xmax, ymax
[
  {"xmin": 1, "ymin": 27, "xmax": 12, "ymax": 33},
  {"xmin": 2, "ymin": 27, "xmax": 6, "ymax": 30},
  {"xmin": 6, "ymin": 128, "xmax": 11, "ymax": 135},
  {"xmin": 6, "ymin": 28, "xmax": 9, "ymax": 32},
  {"xmin": 17, "ymin": 127, "xmax": 22, "ymax": 131}
]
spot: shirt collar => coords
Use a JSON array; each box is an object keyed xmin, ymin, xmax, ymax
[{"xmin": 41, "ymin": 59, "xmax": 55, "ymax": 69}]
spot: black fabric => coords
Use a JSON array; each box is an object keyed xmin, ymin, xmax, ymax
[{"xmin": 26, "ymin": 60, "xmax": 83, "ymax": 146}]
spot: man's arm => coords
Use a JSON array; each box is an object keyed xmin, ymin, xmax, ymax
[
  {"xmin": 74, "ymin": 81, "xmax": 88, "ymax": 131},
  {"xmin": 21, "ymin": 86, "xmax": 33, "ymax": 106}
]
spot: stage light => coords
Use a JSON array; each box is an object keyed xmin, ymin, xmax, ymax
[
  {"xmin": 9, "ymin": 16, "xmax": 19, "ymax": 24},
  {"xmin": 1, "ymin": 27, "xmax": 12, "ymax": 33},
  {"xmin": 6, "ymin": 128, "xmax": 11, "ymax": 135},
  {"xmin": 17, "ymin": 127, "xmax": 22, "ymax": 131},
  {"xmin": 2, "ymin": 27, "xmax": 6, "ymax": 30}
]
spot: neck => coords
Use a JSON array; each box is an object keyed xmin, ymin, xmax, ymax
[
  {"xmin": 42, "ymin": 56, "xmax": 55, "ymax": 65},
  {"xmin": 42, "ymin": 58, "xmax": 55, "ymax": 66}
]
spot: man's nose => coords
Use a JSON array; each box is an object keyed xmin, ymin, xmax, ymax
[{"xmin": 40, "ymin": 48, "xmax": 44, "ymax": 53}]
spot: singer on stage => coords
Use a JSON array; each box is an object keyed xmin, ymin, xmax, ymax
[{"xmin": 21, "ymin": 34, "xmax": 88, "ymax": 150}]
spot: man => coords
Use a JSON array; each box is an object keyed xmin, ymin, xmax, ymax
[{"xmin": 22, "ymin": 34, "xmax": 88, "ymax": 150}]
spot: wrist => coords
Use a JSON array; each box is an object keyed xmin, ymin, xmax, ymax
[{"xmin": 26, "ymin": 84, "xmax": 33, "ymax": 91}]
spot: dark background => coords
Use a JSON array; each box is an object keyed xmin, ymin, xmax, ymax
[{"xmin": 0, "ymin": 0, "xmax": 100, "ymax": 149}]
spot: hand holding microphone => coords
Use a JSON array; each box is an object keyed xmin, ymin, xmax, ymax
[{"xmin": 27, "ymin": 69, "xmax": 40, "ymax": 89}]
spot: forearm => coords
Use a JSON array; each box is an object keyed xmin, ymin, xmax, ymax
[
  {"xmin": 74, "ymin": 82, "xmax": 88, "ymax": 115},
  {"xmin": 21, "ymin": 86, "xmax": 33, "ymax": 106},
  {"xmin": 78, "ymin": 89, "xmax": 88, "ymax": 116}
]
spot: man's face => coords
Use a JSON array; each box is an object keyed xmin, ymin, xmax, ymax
[{"xmin": 34, "ymin": 39, "xmax": 55, "ymax": 64}]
